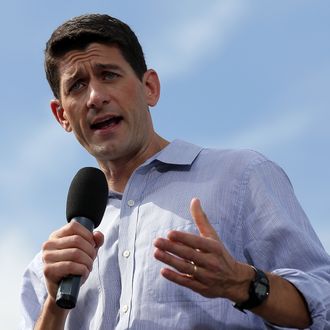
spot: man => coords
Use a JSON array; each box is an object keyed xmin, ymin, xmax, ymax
[{"xmin": 20, "ymin": 14, "xmax": 330, "ymax": 329}]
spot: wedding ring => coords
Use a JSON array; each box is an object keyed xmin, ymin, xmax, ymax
[
  {"xmin": 186, "ymin": 261, "xmax": 198, "ymax": 278},
  {"xmin": 185, "ymin": 260, "xmax": 196, "ymax": 278}
]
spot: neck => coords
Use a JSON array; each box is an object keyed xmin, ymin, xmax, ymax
[{"xmin": 98, "ymin": 134, "xmax": 169, "ymax": 193}]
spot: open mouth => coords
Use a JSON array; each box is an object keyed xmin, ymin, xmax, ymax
[{"xmin": 90, "ymin": 116, "xmax": 123, "ymax": 130}]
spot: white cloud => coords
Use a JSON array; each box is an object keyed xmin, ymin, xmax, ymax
[
  {"xmin": 148, "ymin": 1, "xmax": 249, "ymax": 80},
  {"xmin": 220, "ymin": 109, "xmax": 313, "ymax": 150},
  {"xmin": 212, "ymin": 62, "xmax": 330, "ymax": 151},
  {"xmin": 0, "ymin": 229, "xmax": 35, "ymax": 329}
]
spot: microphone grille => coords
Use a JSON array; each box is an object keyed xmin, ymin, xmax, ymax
[{"xmin": 66, "ymin": 167, "xmax": 108, "ymax": 228}]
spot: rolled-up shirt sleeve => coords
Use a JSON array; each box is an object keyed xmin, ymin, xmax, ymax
[
  {"xmin": 239, "ymin": 159, "xmax": 330, "ymax": 329},
  {"xmin": 272, "ymin": 268, "xmax": 330, "ymax": 329}
]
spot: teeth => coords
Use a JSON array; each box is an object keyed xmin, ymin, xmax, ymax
[{"xmin": 91, "ymin": 116, "xmax": 122, "ymax": 130}]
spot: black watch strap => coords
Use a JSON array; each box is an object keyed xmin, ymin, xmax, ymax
[{"xmin": 234, "ymin": 266, "xmax": 270, "ymax": 313}]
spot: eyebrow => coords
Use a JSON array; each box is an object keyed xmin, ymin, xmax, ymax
[
  {"xmin": 62, "ymin": 63, "xmax": 124, "ymax": 89},
  {"xmin": 94, "ymin": 63, "xmax": 123, "ymax": 72}
]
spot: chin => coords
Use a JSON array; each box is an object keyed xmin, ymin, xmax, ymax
[{"xmin": 89, "ymin": 144, "xmax": 122, "ymax": 161}]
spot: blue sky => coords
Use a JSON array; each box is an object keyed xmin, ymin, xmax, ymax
[{"xmin": 0, "ymin": 1, "xmax": 329, "ymax": 327}]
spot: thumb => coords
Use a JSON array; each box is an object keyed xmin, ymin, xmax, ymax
[
  {"xmin": 93, "ymin": 231, "xmax": 104, "ymax": 249},
  {"xmin": 190, "ymin": 198, "xmax": 219, "ymax": 240}
]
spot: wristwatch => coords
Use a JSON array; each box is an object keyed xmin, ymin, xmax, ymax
[{"xmin": 234, "ymin": 266, "xmax": 270, "ymax": 313}]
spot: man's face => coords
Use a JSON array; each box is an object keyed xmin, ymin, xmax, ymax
[{"xmin": 52, "ymin": 43, "xmax": 159, "ymax": 163}]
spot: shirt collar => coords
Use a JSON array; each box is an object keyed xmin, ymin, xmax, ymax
[
  {"xmin": 109, "ymin": 140, "xmax": 203, "ymax": 198},
  {"xmin": 153, "ymin": 139, "xmax": 203, "ymax": 166}
]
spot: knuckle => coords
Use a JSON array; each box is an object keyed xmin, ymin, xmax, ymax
[
  {"xmin": 64, "ymin": 261, "xmax": 75, "ymax": 273},
  {"xmin": 43, "ymin": 264, "xmax": 54, "ymax": 278},
  {"xmin": 204, "ymin": 256, "xmax": 222, "ymax": 273},
  {"xmin": 89, "ymin": 250, "xmax": 97, "ymax": 261},
  {"xmin": 64, "ymin": 261, "xmax": 83, "ymax": 277},
  {"xmin": 70, "ymin": 235, "xmax": 83, "ymax": 246},
  {"xmin": 42, "ymin": 240, "xmax": 52, "ymax": 251},
  {"xmin": 71, "ymin": 247, "xmax": 82, "ymax": 259},
  {"xmin": 208, "ymin": 259, "xmax": 219, "ymax": 271},
  {"xmin": 42, "ymin": 250, "xmax": 51, "ymax": 263},
  {"xmin": 69, "ymin": 221, "xmax": 80, "ymax": 232},
  {"xmin": 48, "ymin": 231, "xmax": 58, "ymax": 240},
  {"xmin": 82, "ymin": 264, "xmax": 91, "ymax": 278},
  {"xmin": 51, "ymin": 223, "xmax": 70, "ymax": 237}
]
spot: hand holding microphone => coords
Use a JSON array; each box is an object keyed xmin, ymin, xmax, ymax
[{"xmin": 42, "ymin": 167, "xmax": 108, "ymax": 309}]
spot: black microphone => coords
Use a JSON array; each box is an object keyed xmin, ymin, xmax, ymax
[{"xmin": 55, "ymin": 167, "xmax": 109, "ymax": 309}]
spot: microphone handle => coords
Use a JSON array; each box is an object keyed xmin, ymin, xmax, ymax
[{"xmin": 55, "ymin": 217, "xmax": 95, "ymax": 309}]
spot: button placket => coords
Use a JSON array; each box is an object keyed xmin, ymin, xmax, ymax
[
  {"xmin": 118, "ymin": 168, "xmax": 153, "ymax": 328},
  {"xmin": 123, "ymin": 250, "xmax": 131, "ymax": 258},
  {"xmin": 122, "ymin": 304, "xmax": 129, "ymax": 313}
]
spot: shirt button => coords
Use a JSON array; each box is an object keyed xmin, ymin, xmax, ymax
[
  {"xmin": 123, "ymin": 250, "xmax": 130, "ymax": 258},
  {"xmin": 122, "ymin": 304, "xmax": 129, "ymax": 313},
  {"xmin": 127, "ymin": 199, "xmax": 135, "ymax": 207}
]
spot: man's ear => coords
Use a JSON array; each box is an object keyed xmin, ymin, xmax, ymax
[
  {"xmin": 143, "ymin": 69, "xmax": 161, "ymax": 107},
  {"xmin": 50, "ymin": 100, "xmax": 72, "ymax": 132}
]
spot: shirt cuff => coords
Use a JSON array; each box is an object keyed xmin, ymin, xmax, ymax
[{"xmin": 272, "ymin": 268, "xmax": 330, "ymax": 329}]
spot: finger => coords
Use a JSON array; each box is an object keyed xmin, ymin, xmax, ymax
[
  {"xmin": 154, "ymin": 236, "xmax": 214, "ymax": 268},
  {"xmin": 93, "ymin": 231, "xmax": 104, "ymax": 249},
  {"xmin": 190, "ymin": 198, "xmax": 219, "ymax": 240},
  {"xmin": 43, "ymin": 247, "xmax": 95, "ymax": 272},
  {"xmin": 166, "ymin": 230, "xmax": 220, "ymax": 254},
  {"xmin": 160, "ymin": 267, "xmax": 208, "ymax": 293},
  {"xmin": 154, "ymin": 247, "xmax": 198, "ymax": 276},
  {"xmin": 50, "ymin": 221, "xmax": 95, "ymax": 245},
  {"xmin": 43, "ymin": 235, "xmax": 97, "ymax": 260},
  {"xmin": 44, "ymin": 260, "xmax": 90, "ymax": 284},
  {"xmin": 155, "ymin": 247, "xmax": 214, "ymax": 286}
]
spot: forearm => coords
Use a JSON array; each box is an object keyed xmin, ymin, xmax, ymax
[
  {"xmin": 255, "ymin": 273, "xmax": 311, "ymax": 328},
  {"xmin": 234, "ymin": 266, "xmax": 312, "ymax": 328},
  {"xmin": 34, "ymin": 296, "xmax": 69, "ymax": 330}
]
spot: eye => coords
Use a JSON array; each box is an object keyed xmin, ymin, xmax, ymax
[
  {"xmin": 103, "ymin": 71, "xmax": 120, "ymax": 81},
  {"xmin": 69, "ymin": 80, "xmax": 85, "ymax": 93}
]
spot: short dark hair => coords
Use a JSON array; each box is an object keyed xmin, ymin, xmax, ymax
[{"xmin": 45, "ymin": 13, "xmax": 147, "ymax": 99}]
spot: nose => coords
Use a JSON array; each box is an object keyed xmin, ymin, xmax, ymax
[{"xmin": 86, "ymin": 81, "xmax": 110, "ymax": 109}]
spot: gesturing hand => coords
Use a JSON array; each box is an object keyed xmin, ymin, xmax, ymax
[{"xmin": 153, "ymin": 198, "xmax": 253, "ymax": 302}]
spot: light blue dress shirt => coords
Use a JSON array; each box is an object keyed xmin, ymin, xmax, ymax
[{"xmin": 20, "ymin": 140, "xmax": 330, "ymax": 329}]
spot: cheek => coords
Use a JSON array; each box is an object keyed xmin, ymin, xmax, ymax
[
  {"xmin": 124, "ymin": 82, "xmax": 147, "ymax": 107},
  {"xmin": 62, "ymin": 99, "xmax": 83, "ymax": 129},
  {"xmin": 128, "ymin": 89, "xmax": 149, "ymax": 119}
]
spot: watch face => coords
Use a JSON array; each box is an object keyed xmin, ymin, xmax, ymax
[
  {"xmin": 234, "ymin": 267, "xmax": 270, "ymax": 312},
  {"xmin": 255, "ymin": 282, "xmax": 268, "ymax": 297},
  {"xmin": 254, "ymin": 277, "xmax": 269, "ymax": 299}
]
